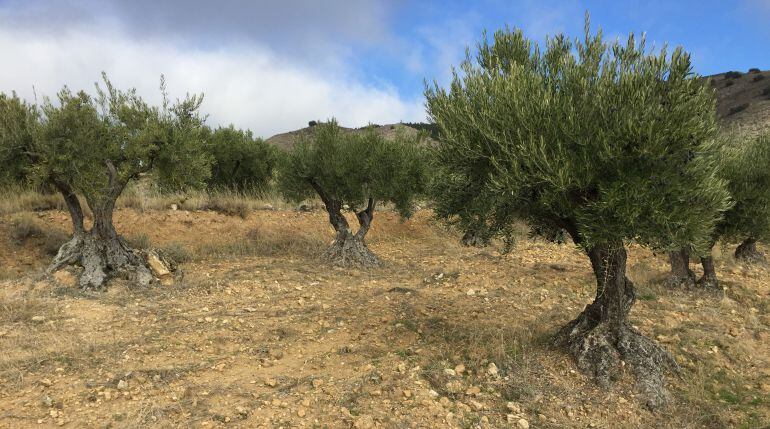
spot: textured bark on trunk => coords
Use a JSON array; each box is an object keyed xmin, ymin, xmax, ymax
[
  {"xmin": 664, "ymin": 248, "xmax": 696, "ymax": 288},
  {"xmin": 554, "ymin": 242, "xmax": 678, "ymax": 409},
  {"xmin": 311, "ymin": 180, "xmax": 379, "ymax": 267},
  {"xmin": 734, "ymin": 238, "xmax": 766, "ymax": 264},
  {"xmin": 696, "ymin": 254, "xmax": 721, "ymax": 293},
  {"xmin": 47, "ymin": 163, "xmax": 156, "ymax": 289}
]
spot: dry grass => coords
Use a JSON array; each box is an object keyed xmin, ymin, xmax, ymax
[
  {"xmin": 196, "ymin": 220, "xmax": 327, "ymax": 259},
  {"xmin": 0, "ymin": 185, "xmax": 66, "ymax": 215},
  {"xmin": 0, "ymin": 184, "xmax": 304, "ymax": 219},
  {"xmin": 8, "ymin": 213, "xmax": 70, "ymax": 255}
]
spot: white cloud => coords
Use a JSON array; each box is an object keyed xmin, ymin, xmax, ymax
[{"xmin": 0, "ymin": 26, "xmax": 425, "ymax": 138}]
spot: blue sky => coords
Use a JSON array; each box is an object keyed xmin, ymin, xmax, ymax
[{"xmin": 0, "ymin": 0, "xmax": 768, "ymax": 136}]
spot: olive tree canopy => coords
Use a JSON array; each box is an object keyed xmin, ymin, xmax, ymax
[
  {"xmin": 425, "ymin": 20, "xmax": 731, "ymax": 407},
  {"xmin": 277, "ymin": 120, "xmax": 427, "ymax": 267}
]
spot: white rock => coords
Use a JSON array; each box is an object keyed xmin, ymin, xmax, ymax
[{"xmin": 487, "ymin": 362, "xmax": 499, "ymax": 376}]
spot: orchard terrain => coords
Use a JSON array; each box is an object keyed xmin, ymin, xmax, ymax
[{"xmin": 0, "ymin": 206, "xmax": 768, "ymax": 428}]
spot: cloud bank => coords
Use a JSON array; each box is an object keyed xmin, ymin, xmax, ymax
[{"xmin": 0, "ymin": 0, "xmax": 424, "ymax": 137}]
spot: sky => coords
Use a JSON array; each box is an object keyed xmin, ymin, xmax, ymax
[{"xmin": 1, "ymin": 0, "xmax": 768, "ymax": 138}]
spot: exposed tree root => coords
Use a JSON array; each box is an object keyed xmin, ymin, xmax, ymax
[
  {"xmin": 321, "ymin": 233, "xmax": 380, "ymax": 268},
  {"xmin": 696, "ymin": 256, "xmax": 723, "ymax": 296},
  {"xmin": 735, "ymin": 239, "xmax": 766, "ymax": 264},
  {"xmin": 555, "ymin": 301, "xmax": 679, "ymax": 410},
  {"xmin": 47, "ymin": 233, "xmax": 154, "ymax": 289}
]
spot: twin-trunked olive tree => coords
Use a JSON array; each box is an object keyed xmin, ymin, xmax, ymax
[
  {"xmin": 0, "ymin": 75, "xmax": 211, "ymax": 289},
  {"xmin": 277, "ymin": 121, "xmax": 427, "ymax": 267},
  {"xmin": 426, "ymin": 22, "xmax": 731, "ymax": 406}
]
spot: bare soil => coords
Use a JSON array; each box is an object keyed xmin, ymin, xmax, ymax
[{"xmin": 1, "ymin": 208, "xmax": 768, "ymax": 428}]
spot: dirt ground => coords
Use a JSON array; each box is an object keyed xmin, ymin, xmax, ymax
[{"xmin": 0, "ymin": 208, "xmax": 768, "ymax": 428}]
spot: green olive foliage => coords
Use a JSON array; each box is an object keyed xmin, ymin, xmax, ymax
[
  {"xmin": 426, "ymin": 22, "xmax": 731, "ymax": 253},
  {"xmin": 277, "ymin": 120, "xmax": 427, "ymax": 219},
  {"xmin": 1, "ymin": 73, "xmax": 211, "ymax": 225},
  {"xmin": 718, "ymin": 130, "xmax": 770, "ymax": 242},
  {"xmin": 205, "ymin": 125, "xmax": 276, "ymax": 191},
  {"xmin": 0, "ymin": 93, "xmax": 35, "ymax": 186}
]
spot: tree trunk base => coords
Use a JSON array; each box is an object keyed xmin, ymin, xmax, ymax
[
  {"xmin": 664, "ymin": 249, "xmax": 696, "ymax": 288},
  {"xmin": 461, "ymin": 230, "xmax": 490, "ymax": 247},
  {"xmin": 48, "ymin": 234, "xmax": 155, "ymax": 289},
  {"xmin": 695, "ymin": 274, "xmax": 722, "ymax": 295},
  {"xmin": 321, "ymin": 235, "xmax": 380, "ymax": 268},
  {"xmin": 734, "ymin": 241, "xmax": 766, "ymax": 264},
  {"xmin": 663, "ymin": 273, "xmax": 696, "ymax": 289},
  {"xmin": 554, "ymin": 291, "xmax": 679, "ymax": 410}
]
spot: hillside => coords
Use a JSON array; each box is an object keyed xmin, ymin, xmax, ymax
[
  {"xmin": 265, "ymin": 123, "xmax": 434, "ymax": 150},
  {"xmin": 709, "ymin": 68, "xmax": 770, "ymax": 135}
]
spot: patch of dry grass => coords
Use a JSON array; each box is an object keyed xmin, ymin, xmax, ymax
[
  {"xmin": 0, "ymin": 185, "xmax": 66, "ymax": 215},
  {"xmin": 8, "ymin": 213, "xmax": 70, "ymax": 255},
  {"xmin": 197, "ymin": 220, "xmax": 327, "ymax": 259}
]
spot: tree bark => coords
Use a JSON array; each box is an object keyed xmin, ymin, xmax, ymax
[
  {"xmin": 47, "ymin": 163, "xmax": 156, "ymax": 289},
  {"xmin": 310, "ymin": 180, "xmax": 380, "ymax": 267},
  {"xmin": 52, "ymin": 179, "xmax": 84, "ymax": 236},
  {"xmin": 734, "ymin": 238, "xmax": 766, "ymax": 264},
  {"xmin": 664, "ymin": 248, "xmax": 696, "ymax": 288},
  {"xmin": 554, "ymin": 242, "xmax": 678, "ymax": 409},
  {"xmin": 697, "ymin": 254, "xmax": 721, "ymax": 293}
]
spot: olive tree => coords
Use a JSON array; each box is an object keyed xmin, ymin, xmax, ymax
[
  {"xmin": 0, "ymin": 75, "xmax": 211, "ymax": 289},
  {"xmin": 426, "ymin": 22, "xmax": 731, "ymax": 406},
  {"xmin": 205, "ymin": 125, "xmax": 276, "ymax": 191},
  {"xmin": 668, "ymin": 130, "xmax": 770, "ymax": 289},
  {"xmin": 277, "ymin": 120, "xmax": 427, "ymax": 267}
]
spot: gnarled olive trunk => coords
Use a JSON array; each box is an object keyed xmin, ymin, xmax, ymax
[
  {"xmin": 665, "ymin": 248, "xmax": 696, "ymax": 288},
  {"xmin": 735, "ymin": 238, "xmax": 766, "ymax": 264},
  {"xmin": 310, "ymin": 181, "xmax": 379, "ymax": 267},
  {"xmin": 47, "ymin": 164, "xmax": 155, "ymax": 289},
  {"xmin": 697, "ymin": 253, "xmax": 720, "ymax": 292},
  {"xmin": 321, "ymin": 198, "xmax": 379, "ymax": 267},
  {"xmin": 554, "ymin": 242, "xmax": 678, "ymax": 409}
]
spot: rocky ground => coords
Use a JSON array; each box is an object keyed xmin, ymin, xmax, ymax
[{"xmin": 0, "ymin": 208, "xmax": 768, "ymax": 428}]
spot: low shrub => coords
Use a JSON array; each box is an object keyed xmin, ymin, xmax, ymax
[
  {"xmin": 753, "ymin": 74, "xmax": 766, "ymax": 82},
  {"xmin": 9, "ymin": 215, "xmax": 45, "ymax": 244},
  {"xmin": 749, "ymin": 68, "xmax": 761, "ymax": 73},
  {"xmin": 125, "ymin": 234, "xmax": 151, "ymax": 250},
  {"xmin": 725, "ymin": 71, "xmax": 743, "ymax": 79},
  {"xmin": 157, "ymin": 242, "xmax": 194, "ymax": 264}
]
